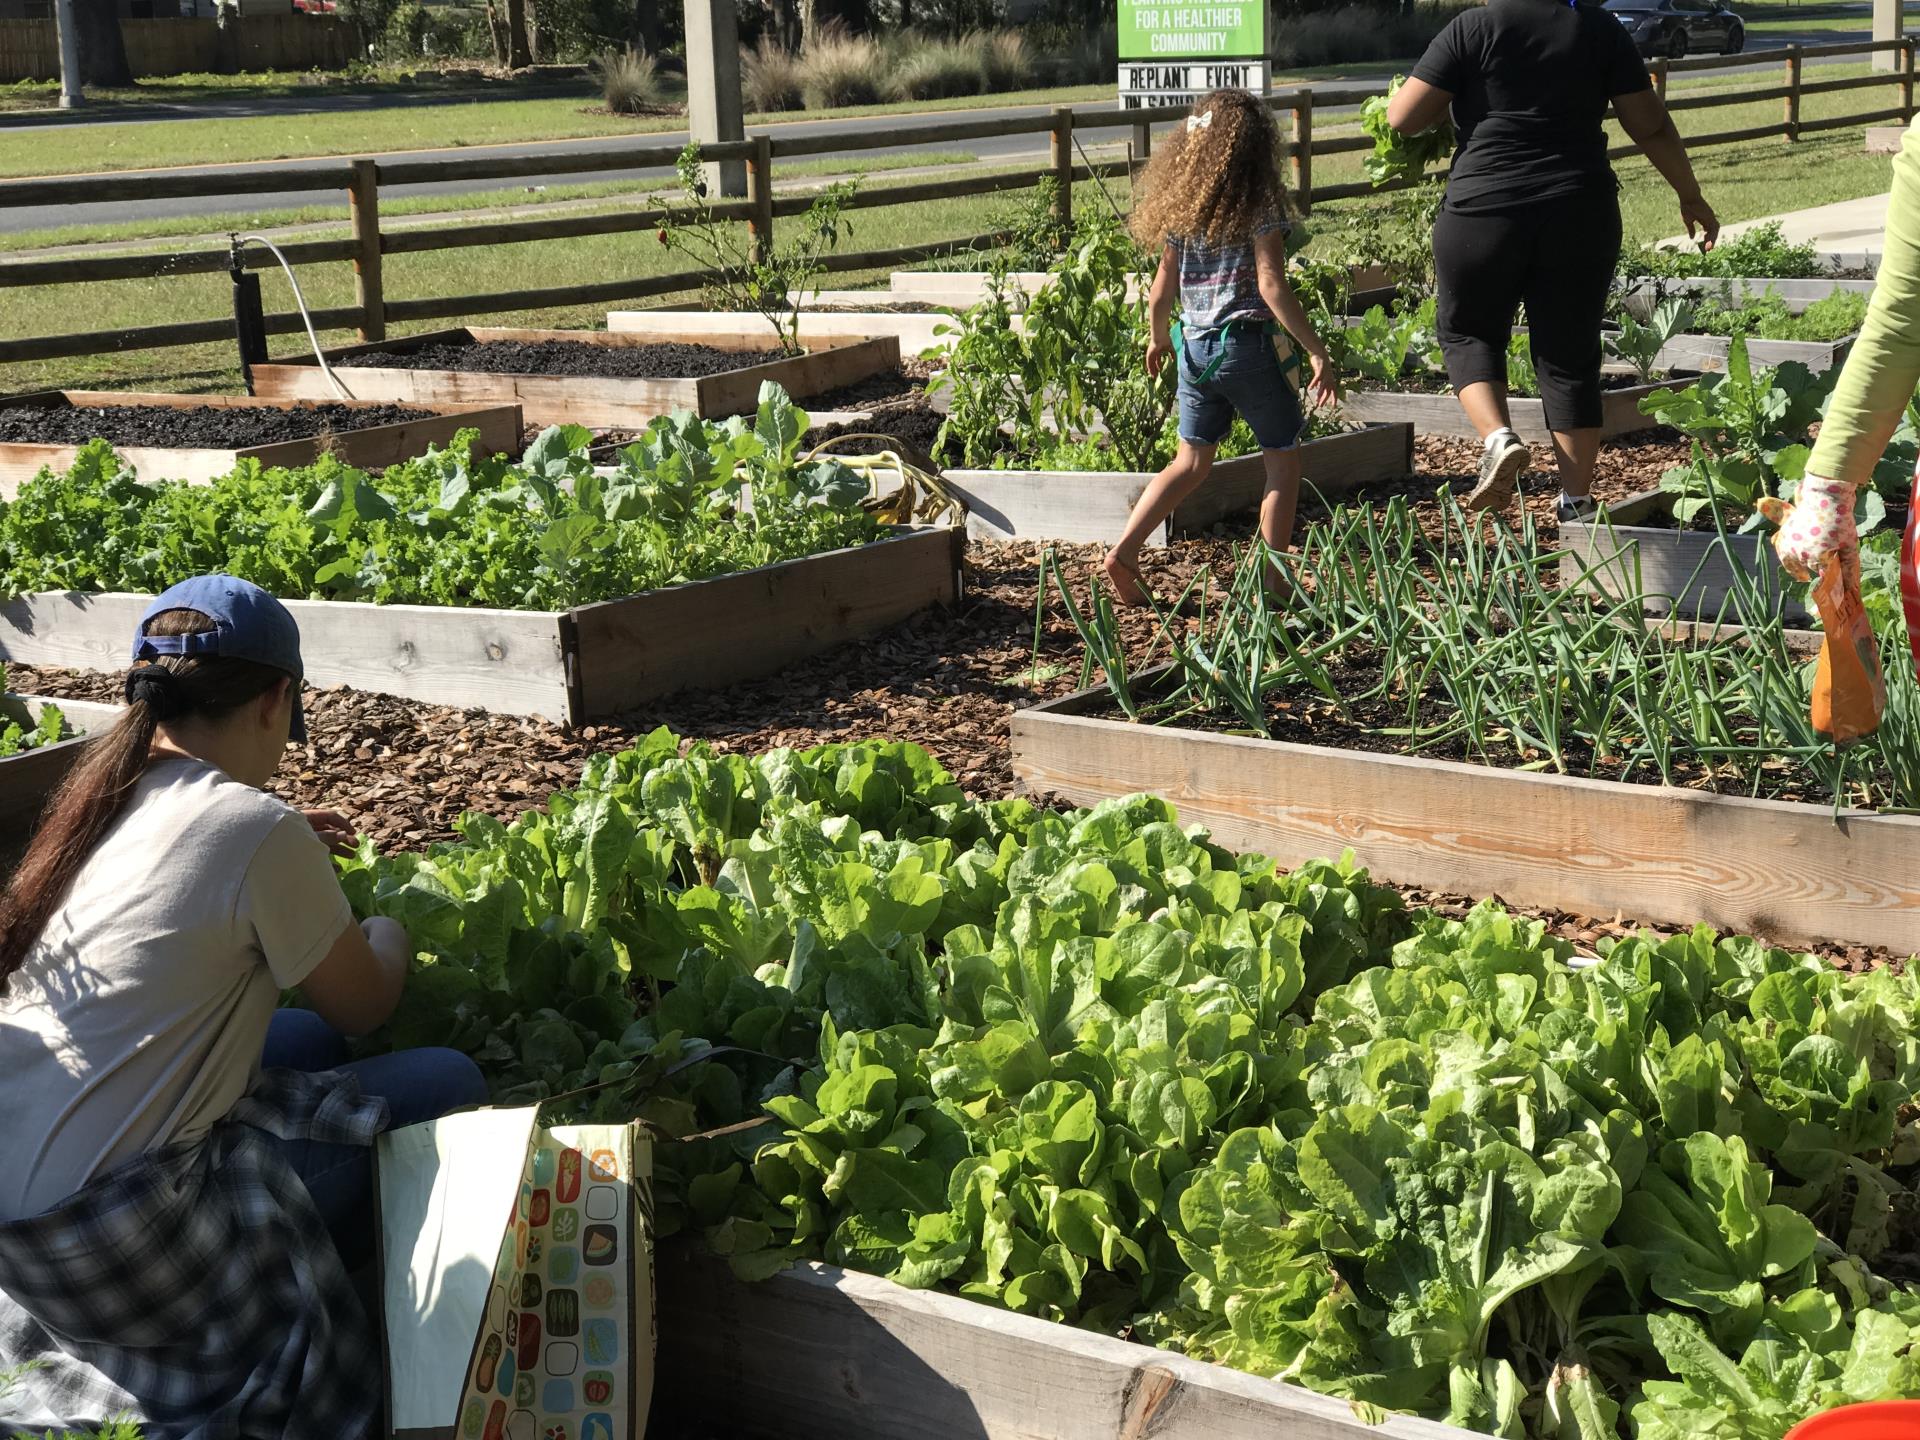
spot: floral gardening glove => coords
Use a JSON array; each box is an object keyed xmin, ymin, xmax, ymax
[{"xmin": 1759, "ymin": 476, "xmax": 1859, "ymax": 582}]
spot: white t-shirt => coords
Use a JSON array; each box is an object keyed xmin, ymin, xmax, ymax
[{"xmin": 0, "ymin": 756, "xmax": 354, "ymax": 1220}]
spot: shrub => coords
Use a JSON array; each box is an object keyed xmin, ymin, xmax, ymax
[
  {"xmin": 983, "ymin": 28, "xmax": 1032, "ymax": 89},
  {"xmin": 1269, "ymin": 2, "xmax": 1468, "ymax": 69},
  {"xmin": 742, "ymin": 35, "xmax": 805, "ymax": 111},
  {"xmin": 800, "ymin": 23, "xmax": 883, "ymax": 107},
  {"xmin": 379, "ymin": 0, "xmax": 429, "ymax": 56},
  {"xmin": 594, "ymin": 46, "xmax": 661, "ymax": 114},
  {"xmin": 883, "ymin": 33, "xmax": 988, "ymax": 101}
]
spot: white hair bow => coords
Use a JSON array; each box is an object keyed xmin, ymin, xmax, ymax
[{"xmin": 1187, "ymin": 111, "xmax": 1213, "ymax": 132}]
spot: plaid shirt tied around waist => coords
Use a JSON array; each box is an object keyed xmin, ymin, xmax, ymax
[{"xmin": 0, "ymin": 1068, "xmax": 388, "ymax": 1440}]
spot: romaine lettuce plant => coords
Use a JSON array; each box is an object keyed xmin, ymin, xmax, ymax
[{"xmin": 342, "ymin": 733, "xmax": 1920, "ymax": 1440}]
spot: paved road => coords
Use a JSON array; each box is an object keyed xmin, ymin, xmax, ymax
[
  {"xmin": 0, "ymin": 96, "xmax": 1269, "ymax": 234},
  {"xmin": 0, "ymin": 29, "xmax": 1888, "ymax": 236}
]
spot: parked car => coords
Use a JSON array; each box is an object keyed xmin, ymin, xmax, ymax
[{"xmin": 1604, "ymin": 0, "xmax": 1746, "ymax": 57}]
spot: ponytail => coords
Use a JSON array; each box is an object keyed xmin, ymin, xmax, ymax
[{"xmin": 0, "ymin": 609, "xmax": 290, "ymax": 992}]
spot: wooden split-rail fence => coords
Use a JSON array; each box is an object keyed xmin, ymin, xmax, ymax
[{"xmin": 0, "ymin": 34, "xmax": 1912, "ymax": 370}]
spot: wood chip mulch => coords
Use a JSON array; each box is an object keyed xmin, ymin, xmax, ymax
[{"xmin": 16, "ymin": 429, "xmax": 1903, "ymax": 971}]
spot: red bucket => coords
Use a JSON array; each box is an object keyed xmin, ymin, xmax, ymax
[{"xmin": 1787, "ymin": 1404, "xmax": 1920, "ymax": 1440}]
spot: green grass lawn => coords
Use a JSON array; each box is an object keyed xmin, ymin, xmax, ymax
[
  {"xmin": 0, "ymin": 149, "xmax": 987, "ymax": 252},
  {"xmin": 0, "ymin": 80, "xmax": 1112, "ymax": 180}
]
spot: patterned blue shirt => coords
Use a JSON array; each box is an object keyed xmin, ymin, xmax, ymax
[{"xmin": 1171, "ymin": 216, "xmax": 1288, "ymax": 332}]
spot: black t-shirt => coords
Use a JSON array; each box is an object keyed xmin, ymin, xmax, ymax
[{"xmin": 1411, "ymin": 0, "xmax": 1652, "ymax": 214}]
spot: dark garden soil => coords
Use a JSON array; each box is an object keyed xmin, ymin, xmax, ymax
[
  {"xmin": 338, "ymin": 339, "xmax": 789, "ymax": 379},
  {"xmin": 13, "ymin": 507, "xmax": 1903, "ymax": 972},
  {"xmin": 806, "ymin": 398, "xmax": 946, "ymax": 468},
  {"xmin": 800, "ymin": 359, "xmax": 941, "ymax": 413},
  {"xmin": 0, "ymin": 402, "xmax": 436, "ymax": 448},
  {"xmin": 808, "ymin": 301, "xmax": 950, "ymax": 315}
]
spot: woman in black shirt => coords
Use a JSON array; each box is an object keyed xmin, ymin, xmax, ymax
[{"xmin": 1389, "ymin": 0, "xmax": 1718, "ymax": 520}]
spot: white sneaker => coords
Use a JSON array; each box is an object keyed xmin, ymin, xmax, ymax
[
  {"xmin": 1556, "ymin": 493, "xmax": 1598, "ymax": 523},
  {"xmin": 1466, "ymin": 430, "xmax": 1529, "ymax": 513}
]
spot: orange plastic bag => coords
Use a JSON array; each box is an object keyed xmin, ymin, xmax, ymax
[{"xmin": 1811, "ymin": 557, "xmax": 1885, "ymax": 746}]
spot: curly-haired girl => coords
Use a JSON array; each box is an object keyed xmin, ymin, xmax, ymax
[{"xmin": 1105, "ymin": 86, "xmax": 1338, "ymax": 606}]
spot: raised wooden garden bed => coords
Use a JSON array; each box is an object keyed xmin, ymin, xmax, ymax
[
  {"xmin": 0, "ymin": 694, "xmax": 121, "ymax": 840},
  {"xmin": 0, "ymin": 392, "xmax": 522, "ymax": 495},
  {"xmin": 940, "ymin": 423, "xmax": 1414, "ymax": 544},
  {"xmin": 604, "ymin": 307, "xmax": 998, "ymax": 357},
  {"xmin": 249, "ymin": 328, "xmax": 901, "ymax": 427},
  {"xmin": 886, "ymin": 263, "xmax": 1395, "ymax": 312},
  {"xmin": 1010, "ymin": 670, "xmax": 1920, "ymax": 954},
  {"xmin": 652, "ymin": 1249, "xmax": 1457, "ymax": 1440},
  {"xmin": 1653, "ymin": 332, "xmax": 1854, "ymax": 375},
  {"xmin": 1339, "ymin": 381, "xmax": 1665, "ymax": 444},
  {"xmin": 1559, "ymin": 486, "xmax": 1807, "ymax": 624},
  {"xmin": 0, "ymin": 527, "xmax": 963, "ymax": 724},
  {"xmin": 1620, "ymin": 275, "xmax": 1874, "ymax": 316}
]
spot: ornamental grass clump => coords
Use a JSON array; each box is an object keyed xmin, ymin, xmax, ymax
[{"xmin": 741, "ymin": 36, "xmax": 805, "ymax": 112}]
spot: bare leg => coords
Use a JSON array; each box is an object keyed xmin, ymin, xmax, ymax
[
  {"xmin": 1104, "ymin": 441, "xmax": 1217, "ymax": 606},
  {"xmin": 1548, "ymin": 428, "xmax": 1602, "ymax": 498},
  {"xmin": 1258, "ymin": 446, "xmax": 1301, "ymax": 597},
  {"xmin": 1456, "ymin": 380, "xmax": 1513, "ymax": 441}
]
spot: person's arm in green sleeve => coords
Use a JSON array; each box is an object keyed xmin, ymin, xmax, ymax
[{"xmin": 1778, "ymin": 117, "xmax": 1920, "ymax": 577}]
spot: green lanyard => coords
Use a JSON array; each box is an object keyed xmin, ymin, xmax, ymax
[{"xmin": 1171, "ymin": 317, "xmax": 1302, "ymax": 385}]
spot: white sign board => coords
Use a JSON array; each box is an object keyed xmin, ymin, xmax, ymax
[{"xmin": 1118, "ymin": 59, "xmax": 1270, "ymax": 111}]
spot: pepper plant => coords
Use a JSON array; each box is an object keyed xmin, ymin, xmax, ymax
[{"xmin": 652, "ymin": 143, "xmax": 856, "ymax": 357}]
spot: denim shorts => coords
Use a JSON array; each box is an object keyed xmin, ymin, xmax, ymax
[{"xmin": 1176, "ymin": 326, "xmax": 1305, "ymax": 451}]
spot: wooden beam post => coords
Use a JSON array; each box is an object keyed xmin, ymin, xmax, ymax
[
  {"xmin": 684, "ymin": 0, "xmax": 747, "ymax": 197},
  {"xmin": 1052, "ymin": 106, "xmax": 1074, "ymax": 232},
  {"xmin": 1784, "ymin": 45, "xmax": 1802, "ymax": 141},
  {"xmin": 348, "ymin": 158, "xmax": 385, "ymax": 344},
  {"xmin": 1904, "ymin": 37, "xmax": 1916, "ymax": 119},
  {"xmin": 1876, "ymin": 0, "xmax": 1904, "ymax": 72},
  {"xmin": 746, "ymin": 133, "xmax": 774, "ymax": 267},
  {"xmin": 1652, "ymin": 57, "xmax": 1668, "ymax": 99},
  {"xmin": 1293, "ymin": 92, "xmax": 1314, "ymax": 215},
  {"xmin": 1131, "ymin": 120, "xmax": 1151, "ymax": 180}
]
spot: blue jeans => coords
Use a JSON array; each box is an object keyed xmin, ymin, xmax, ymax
[
  {"xmin": 263, "ymin": 1009, "xmax": 489, "ymax": 1270},
  {"xmin": 1176, "ymin": 324, "xmax": 1306, "ymax": 451}
]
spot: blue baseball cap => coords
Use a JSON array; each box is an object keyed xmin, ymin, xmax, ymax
[{"xmin": 132, "ymin": 575, "xmax": 308, "ymax": 742}]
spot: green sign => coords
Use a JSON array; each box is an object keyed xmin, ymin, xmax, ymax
[{"xmin": 1118, "ymin": 0, "xmax": 1265, "ymax": 58}]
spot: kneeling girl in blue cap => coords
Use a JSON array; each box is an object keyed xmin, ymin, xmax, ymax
[{"xmin": 0, "ymin": 575, "xmax": 488, "ymax": 1439}]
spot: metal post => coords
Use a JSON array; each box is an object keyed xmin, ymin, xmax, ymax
[
  {"xmin": 746, "ymin": 133, "xmax": 774, "ymax": 267},
  {"xmin": 684, "ymin": 0, "xmax": 747, "ymax": 197},
  {"xmin": 1051, "ymin": 106, "xmax": 1074, "ymax": 232},
  {"xmin": 52, "ymin": 0, "xmax": 83, "ymax": 109},
  {"xmin": 1293, "ymin": 93, "xmax": 1314, "ymax": 216},
  {"xmin": 348, "ymin": 158, "xmax": 385, "ymax": 343},
  {"xmin": 1784, "ymin": 45, "xmax": 1802, "ymax": 141},
  {"xmin": 228, "ymin": 242, "xmax": 268, "ymax": 394}
]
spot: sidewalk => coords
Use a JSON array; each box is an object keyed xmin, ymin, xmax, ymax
[{"xmin": 1665, "ymin": 191, "xmax": 1890, "ymax": 265}]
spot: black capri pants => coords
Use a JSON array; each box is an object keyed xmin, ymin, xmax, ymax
[{"xmin": 1433, "ymin": 187, "xmax": 1623, "ymax": 434}]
